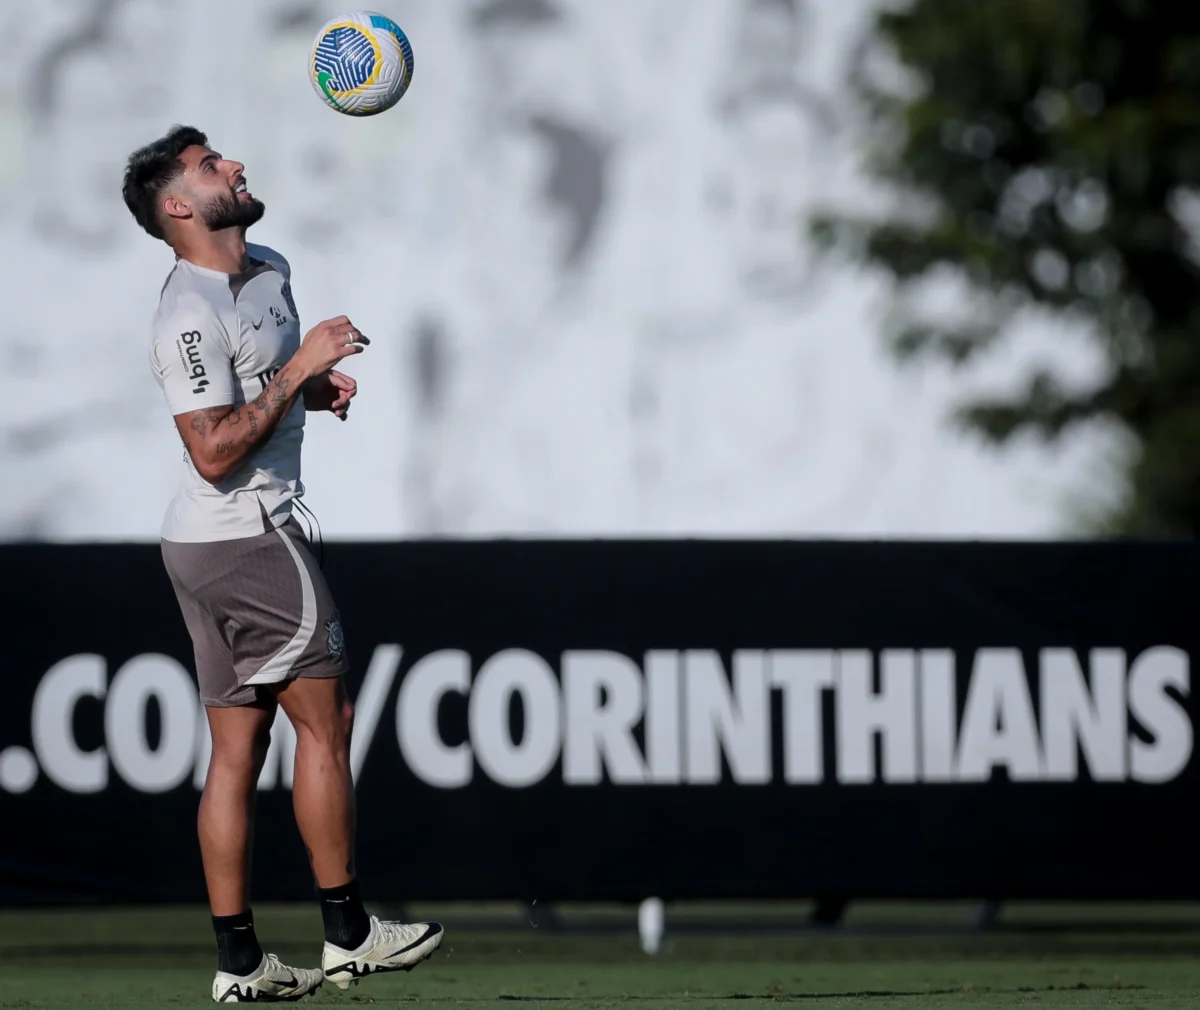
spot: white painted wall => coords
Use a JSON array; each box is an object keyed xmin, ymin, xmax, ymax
[{"xmin": 0, "ymin": 0, "xmax": 1119, "ymax": 540}]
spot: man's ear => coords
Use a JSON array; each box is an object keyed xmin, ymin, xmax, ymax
[{"xmin": 162, "ymin": 191, "xmax": 192, "ymax": 222}]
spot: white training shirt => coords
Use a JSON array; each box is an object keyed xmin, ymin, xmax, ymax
[{"xmin": 149, "ymin": 243, "xmax": 307, "ymax": 543}]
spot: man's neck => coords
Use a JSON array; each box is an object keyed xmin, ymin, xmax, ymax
[{"xmin": 173, "ymin": 229, "xmax": 250, "ymax": 275}]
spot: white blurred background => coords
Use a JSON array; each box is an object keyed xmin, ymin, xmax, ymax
[{"xmin": 0, "ymin": 0, "xmax": 1118, "ymax": 541}]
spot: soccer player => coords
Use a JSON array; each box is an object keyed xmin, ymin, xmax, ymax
[{"xmin": 121, "ymin": 126, "xmax": 444, "ymax": 1003}]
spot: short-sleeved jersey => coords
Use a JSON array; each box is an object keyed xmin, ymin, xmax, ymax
[{"xmin": 149, "ymin": 243, "xmax": 306, "ymax": 543}]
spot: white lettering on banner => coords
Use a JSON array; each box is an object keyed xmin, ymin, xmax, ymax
[
  {"xmin": 956, "ymin": 649, "xmax": 1046, "ymax": 782},
  {"xmin": 563, "ymin": 652, "xmax": 647, "ymax": 785},
  {"xmin": 685, "ymin": 651, "xmax": 770, "ymax": 785},
  {"xmin": 30, "ymin": 654, "xmax": 199, "ymax": 794},
  {"xmin": 645, "ymin": 652, "xmax": 682, "ymax": 783},
  {"xmin": 105, "ymin": 655, "xmax": 197, "ymax": 793},
  {"xmin": 1129, "ymin": 646, "xmax": 1192, "ymax": 783},
  {"xmin": 398, "ymin": 650, "xmax": 472, "ymax": 788},
  {"xmin": 919, "ymin": 651, "xmax": 957, "ymax": 782},
  {"xmin": 469, "ymin": 650, "xmax": 561, "ymax": 788},
  {"xmin": 32, "ymin": 654, "xmax": 108, "ymax": 793},
  {"xmin": 1040, "ymin": 649, "xmax": 1126, "ymax": 781},
  {"xmin": 837, "ymin": 650, "xmax": 918, "ymax": 785},
  {"xmin": 8, "ymin": 645, "xmax": 1196, "ymax": 794},
  {"xmin": 771, "ymin": 651, "xmax": 835, "ymax": 784}
]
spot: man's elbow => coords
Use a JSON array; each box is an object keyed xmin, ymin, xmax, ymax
[{"xmin": 191, "ymin": 450, "xmax": 236, "ymax": 486}]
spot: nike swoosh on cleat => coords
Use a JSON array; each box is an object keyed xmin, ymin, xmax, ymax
[
  {"xmin": 218, "ymin": 973, "xmax": 311, "ymax": 1001},
  {"xmin": 383, "ymin": 923, "xmax": 444, "ymax": 959}
]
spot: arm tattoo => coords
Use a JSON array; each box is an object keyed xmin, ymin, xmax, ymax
[
  {"xmin": 188, "ymin": 363, "xmax": 303, "ymax": 476},
  {"xmin": 270, "ymin": 376, "xmax": 293, "ymax": 412},
  {"xmin": 190, "ymin": 406, "xmax": 231, "ymax": 436}
]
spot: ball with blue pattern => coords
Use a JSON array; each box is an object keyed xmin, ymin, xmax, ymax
[{"xmin": 309, "ymin": 10, "xmax": 414, "ymax": 116}]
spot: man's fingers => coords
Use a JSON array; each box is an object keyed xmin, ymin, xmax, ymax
[
  {"xmin": 307, "ymin": 318, "xmax": 369, "ymax": 370},
  {"xmin": 337, "ymin": 330, "xmax": 366, "ymax": 356},
  {"xmin": 332, "ymin": 327, "xmax": 368, "ymax": 348}
]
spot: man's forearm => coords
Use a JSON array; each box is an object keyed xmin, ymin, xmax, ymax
[{"xmin": 188, "ymin": 359, "xmax": 310, "ymax": 482}]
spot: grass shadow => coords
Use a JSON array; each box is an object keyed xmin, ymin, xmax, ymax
[{"xmin": 489, "ymin": 982, "xmax": 1147, "ymax": 1001}]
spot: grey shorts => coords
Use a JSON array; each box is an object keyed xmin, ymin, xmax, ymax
[{"xmin": 161, "ymin": 519, "xmax": 350, "ymax": 708}]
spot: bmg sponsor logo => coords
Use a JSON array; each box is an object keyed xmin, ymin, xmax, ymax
[{"xmin": 177, "ymin": 329, "xmax": 209, "ymax": 394}]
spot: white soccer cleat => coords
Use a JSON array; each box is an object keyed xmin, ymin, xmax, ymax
[
  {"xmin": 321, "ymin": 915, "xmax": 444, "ymax": 990},
  {"xmin": 211, "ymin": 952, "xmax": 324, "ymax": 1002}
]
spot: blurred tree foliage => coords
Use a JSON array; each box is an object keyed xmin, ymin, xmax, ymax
[{"xmin": 813, "ymin": 0, "xmax": 1200, "ymax": 535}]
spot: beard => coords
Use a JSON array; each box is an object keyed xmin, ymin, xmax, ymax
[{"xmin": 200, "ymin": 190, "xmax": 266, "ymax": 232}]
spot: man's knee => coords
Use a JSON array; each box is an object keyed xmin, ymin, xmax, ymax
[
  {"xmin": 204, "ymin": 698, "xmax": 278, "ymax": 784},
  {"xmin": 210, "ymin": 729, "xmax": 271, "ymax": 781},
  {"xmin": 291, "ymin": 685, "xmax": 353, "ymax": 744},
  {"xmin": 312, "ymin": 696, "xmax": 353, "ymax": 750}
]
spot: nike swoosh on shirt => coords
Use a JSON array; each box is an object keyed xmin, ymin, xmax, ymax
[{"xmin": 252, "ymin": 317, "xmax": 264, "ymax": 329}]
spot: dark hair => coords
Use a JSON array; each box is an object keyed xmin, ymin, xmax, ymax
[{"xmin": 121, "ymin": 125, "xmax": 209, "ymax": 241}]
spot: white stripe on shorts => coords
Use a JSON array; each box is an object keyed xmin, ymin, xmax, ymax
[{"xmin": 246, "ymin": 527, "xmax": 319, "ymax": 685}]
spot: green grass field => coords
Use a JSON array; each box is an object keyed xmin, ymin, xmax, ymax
[{"xmin": 1, "ymin": 902, "xmax": 1199, "ymax": 1008}]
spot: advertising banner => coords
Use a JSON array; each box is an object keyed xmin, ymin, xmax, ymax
[{"xmin": 1, "ymin": 541, "xmax": 1195, "ymax": 905}]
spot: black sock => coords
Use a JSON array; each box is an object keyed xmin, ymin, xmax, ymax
[
  {"xmin": 213, "ymin": 910, "xmax": 264, "ymax": 977},
  {"xmin": 318, "ymin": 879, "xmax": 371, "ymax": 951}
]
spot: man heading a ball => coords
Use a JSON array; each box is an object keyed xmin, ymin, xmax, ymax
[{"xmin": 122, "ymin": 125, "xmax": 443, "ymax": 1004}]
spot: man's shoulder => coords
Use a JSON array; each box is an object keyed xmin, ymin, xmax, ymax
[
  {"xmin": 156, "ymin": 259, "xmax": 230, "ymax": 308},
  {"xmin": 152, "ymin": 272, "xmax": 231, "ymax": 343},
  {"xmin": 247, "ymin": 242, "xmax": 292, "ymax": 279}
]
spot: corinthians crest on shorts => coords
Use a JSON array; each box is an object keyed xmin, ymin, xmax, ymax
[{"xmin": 326, "ymin": 616, "xmax": 345, "ymax": 658}]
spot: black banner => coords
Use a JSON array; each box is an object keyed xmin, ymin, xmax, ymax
[{"xmin": 0, "ymin": 540, "xmax": 1196, "ymax": 906}]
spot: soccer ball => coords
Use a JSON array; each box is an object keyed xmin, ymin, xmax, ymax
[{"xmin": 309, "ymin": 10, "xmax": 414, "ymax": 116}]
